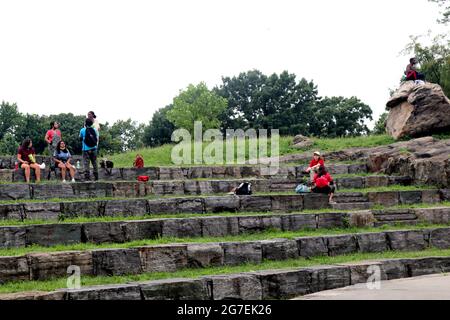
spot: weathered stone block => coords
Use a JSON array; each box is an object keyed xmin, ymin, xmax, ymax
[
  {"xmin": 281, "ymin": 214, "xmax": 317, "ymax": 231},
  {"xmin": 0, "ymin": 226, "xmax": 26, "ymax": 248},
  {"xmin": 337, "ymin": 261, "xmax": 387, "ymax": 285},
  {"xmin": 187, "ymin": 243, "xmax": 224, "ymax": 268},
  {"xmin": 104, "ymin": 199, "xmax": 148, "ymax": 216},
  {"xmin": 204, "ymin": 196, "xmax": 239, "ymax": 213},
  {"xmin": 385, "ymin": 230, "xmax": 428, "ymax": 251},
  {"xmin": 421, "ymin": 189, "xmax": 442, "ymax": 204},
  {"xmin": 82, "ymin": 222, "xmax": 126, "ymax": 244},
  {"xmin": 399, "ymin": 191, "xmax": 422, "ymax": 205},
  {"xmin": 0, "ymin": 256, "xmax": 29, "ymax": 283},
  {"xmin": 201, "ymin": 216, "xmax": 239, "ymax": 237},
  {"xmin": 337, "ymin": 177, "xmax": 364, "ymax": 189},
  {"xmin": 147, "ymin": 198, "xmax": 179, "ymax": 214},
  {"xmin": 211, "ymin": 166, "xmax": 226, "ymax": 179},
  {"xmin": 256, "ymin": 269, "xmax": 311, "ymax": 299},
  {"xmin": 308, "ymin": 265, "xmax": 351, "ymax": 292},
  {"xmin": 325, "ymin": 235, "xmax": 358, "ymax": 256},
  {"xmin": 111, "ymin": 182, "xmax": 140, "ymax": 198},
  {"xmin": 348, "ymin": 164, "xmax": 367, "ymax": 174},
  {"xmin": 415, "ymin": 207, "xmax": 450, "ymax": 224},
  {"xmin": 140, "ymin": 278, "xmax": 209, "ymax": 300},
  {"xmin": 222, "ymin": 242, "xmax": 262, "ymax": 265},
  {"xmin": 316, "ymin": 212, "xmax": 346, "ymax": 229},
  {"xmin": 297, "ymin": 237, "xmax": 328, "ymax": 258},
  {"xmin": 152, "ymin": 181, "xmax": 184, "ymax": 195},
  {"xmin": 303, "ymin": 193, "xmax": 330, "ymax": 210},
  {"xmin": 261, "ymin": 239, "xmax": 298, "ymax": 260},
  {"xmin": 224, "ymin": 166, "xmax": 242, "ymax": 179},
  {"xmin": 204, "ymin": 274, "xmax": 262, "ymax": 300},
  {"xmin": 328, "ymin": 165, "xmax": 348, "ymax": 175},
  {"xmin": 368, "ymin": 192, "xmax": 399, "ymax": 207},
  {"xmin": 0, "ymin": 169, "xmax": 13, "ymax": 182},
  {"xmin": 271, "ymin": 195, "xmax": 303, "ymax": 212},
  {"xmin": 379, "ymin": 259, "xmax": 408, "ymax": 280},
  {"xmin": 405, "ymin": 257, "xmax": 450, "ymax": 277},
  {"xmin": 188, "ymin": 167, "xmax": 213, "ymax": 179},
  {"xmin": 238, "ymin": 216, "xmax": 264, "ymax": 233},
  {"xmin": 66, "ymin": 284, "xmax": 141, "ymax": 300},
  {"xmin": 0, "ymin": 204, "xmax": 24, "ymax": 220},
  {"xmin": 161, "ymin": 218, "xmax": 202, "ymax": 238},
  {"xmin": 32, "ymin": 184, "xmax": 75, "ymax": 199},
  {"xmin": 239, "ymin": 196, "xmax": 271, "ymax": 212},
  {"xmin": 138, "ymin": 244, "xmax": 188, "ymax": 272},
  {"xmin": 365, "ymin": 176, "xmax": 389, "ymax": 188},
  {"xmin": 92, "ymin": 249, "xmax": 141, "ymax": 276},
  {"xmin": 98, "ymin": 168, "xmax": 122, "ymax": 181},
  {"xmin": 176, "ymin": 198, "xmax": 204, "ymax": 214},
  {"xmin": 158, "ymin": 167, "xmax": 185, "ymax": 180},
  {"xmin": 122, "ymin": 220, "xmax": 163, "ymax": 241},
  {"xmin": 209, "ymin": 180, "xmax": 236, "ymax": 194},
  {"xmin": 23, "ymin": 202, "xmax": 61, "ymax": 220},
  {"xmin": 0, "ymin": 184, "xmax": 30, "ymax": 200},
  {"xmin": 26, "ymin": 224, "xmax": 82, "ymax": 247},
  {"xmin": 388, "ymin": 176, "xmax": 412, "ymax": 186},
  {"xmin": 355, "ymin": 232, "xmax": 388, "ymax": 253},
  {"xmin": 61, "ymin": 201, "xmax": 102, "ymax": 218},
  {"xmin": 122, "ymin": 167, "xmax": 158, "ymax": 181},
  {"xmin": 260, "ymin": 215, "xmax": 283, "ymax": 231},
  {"xmin": 429, "ymin": 228, "xmax": 450, "ymax": 249},
  {"xmin": 28, "ymin": 251, "xmax": 93, "ymax": 280}
]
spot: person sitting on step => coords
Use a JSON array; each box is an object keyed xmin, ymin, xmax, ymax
[
  {"xmin": 53, "ymin": 141, "xmax": 76, "ymax": 183},
  {"xmin": 304, "ymin": 151, "xmax": 325, "ymax": 182},
  {"xmin": 17, "ymin": 138, "xmax": 42, "ymax": 183},
  {"xmin": 311, "ymin": 165, "xmax": 335, "ymax": 203}
]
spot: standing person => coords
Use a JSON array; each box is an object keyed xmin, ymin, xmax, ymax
[
  {"xmin": 87, "ymin": 111, "xmax": 100, "ymax": 132},
  {"xmin": 304, "ymin": 151, "xmax": 325, "ymax": 182},
  {"xmin": 17, "ymin": 138, "xmax": 42, "ymax": 183},
  {"xmin": 53, "ymin": 141, "xmax": 76, "ymax": 183},
  {"xmin": 44, "ymin": 121, "xmax": 62, "ymax": 167},
  {"xmin": 79, "ymin": 118, "xmax": 99, "ymax": 181}
]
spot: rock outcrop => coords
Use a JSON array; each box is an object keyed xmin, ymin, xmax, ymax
[
  {"xmin": 292, "ymin": 135, "xmax": 314, "ymax": 149},
  {"xmin": 386, "ymin": 82, "xmax": 450, "ymax": 140}
]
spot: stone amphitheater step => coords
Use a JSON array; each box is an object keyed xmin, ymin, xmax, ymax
[
  {"xmin": 0, "ymin": 175, "xmax": 413, "ymax": 201},
  {"xmin": 0, "ymin": 226, "xmax": 449, "ymax": 284},
  {"xmin": 2, "ymin": 255, "xmax": 449, "ymax": 300},
  {"xmin": 0, "ymin": 189, "xmax": 447, "ymax": 221},
  {"xmin": 1, "ymin": 163, "xmax": 369, "ymax": 183},
  {"xmin": 0, "ymin": 206, "xmax": 448, "ymax": 249}
]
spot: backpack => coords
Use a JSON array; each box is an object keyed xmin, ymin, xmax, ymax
[
  {"xmin": 134, "ymin": 154, "xmax": 144, "ymax": 168},
  {"xmin": 84, "ymin": 127, "xmax": 98, "ymax": 148},
  {"xmin": 295, "ymin": 184, "xmax": 311, "ymax": 193},
  {"xmin": 234, "ymin": 182, "xmax": 252, "ymax": 195},
  {"xmin": 100, "ymin": 159, "xmax": 114, "ymax": 175}
]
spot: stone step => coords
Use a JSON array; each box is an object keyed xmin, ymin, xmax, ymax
[
  {"xmin": 0, "ymin": 189, "xmax": 446, "ymax": 221},
  {"xmin": 0, "ymin": 227, "xmax": 448, "ymax": 285},
  {"xmin": 2, "ymin": 255, "xmax": 450, "ymax": 300},
  {"xmin": 374, "ymin": 220, "xmax": 420, "ymax": 227},
  {"xmin": 331, "ymin": 202, "xmax": 371, "ymax": 210},
  {"xmin": 1, "ymin": 163, "xmax": 369, "ymax": 183},
  {"xmin": 0, "ymin": 175, "xmax": 413, "ymax": 201}
]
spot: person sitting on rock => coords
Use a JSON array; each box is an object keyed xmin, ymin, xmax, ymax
[
  {"xmin": 304, "ymin": 151, "xmax": 325, "ymax": 182},
  {"xmin": 17, "ymin": 138, "xmax": 42, "ymax": 183},
  {"xmin": 311, "ymin": 165, "xmax": 335, "ymax": 203},
  {"xmin": 53, "ymin": 141, "xmax": 76, "ymax": 183},
  {"xmin": 405, "ymin": 57, "xmax": 425, "ymax": 81}
]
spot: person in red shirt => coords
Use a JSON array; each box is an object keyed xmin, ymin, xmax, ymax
[
  {"xmin": 45, "ymin": 121, "xmax": 62, "ymax": 171},
  {"xmin": 17, "ymin": 138, "xmax": 42, "ymax": 183},
  {"xmin": 304, "ymin": 151, "xmax": 325, "ymax": 182},
  {"xmin": 312, "ymin": 165, "xmax": 335, "ymax": 203}
]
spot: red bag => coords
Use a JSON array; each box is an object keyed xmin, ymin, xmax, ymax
[{"xmin": 137, "ymin": 175, "xmax": 149, "ymax": 182}]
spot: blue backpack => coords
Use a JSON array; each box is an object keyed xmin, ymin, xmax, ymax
[{"xmin": 295, "ymin": 184, "xmax": 311, "ymax": 193}]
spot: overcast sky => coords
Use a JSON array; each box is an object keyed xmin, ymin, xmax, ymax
[{"xmin": 0, "ymin": 0, "xmax": 446, "ymax": 128}]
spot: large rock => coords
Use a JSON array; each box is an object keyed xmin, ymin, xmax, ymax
[
  {"xmin": 386, "ymin": 82, "xmax": 450, "ymax": 139},
  {"xmin": 292, "ymin": 135, "xmax": 314, "ymax": 149}
]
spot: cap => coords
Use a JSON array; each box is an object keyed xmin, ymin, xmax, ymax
[{"xmin": 313, "ymin": 151, "xmax": 321, "ymax": 156}]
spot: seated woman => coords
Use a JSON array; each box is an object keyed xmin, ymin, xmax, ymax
[
  {"xmin": 17, "ymin": 138, "xmax": 41, "ymax": 183},
  {"xmin": 53, "ymin": 141, "xmax": 76, "ymax": 183},
  {"xmin": 304, "ymin": 151, "xmax": 325, "ymax": 182},
  {"xmin": 311, "ymin": 165, "xmax": 335, "ymax": 203},
  {"xmin": 405, "ymin": 57, "xmax": 425, "ymax": 81}
]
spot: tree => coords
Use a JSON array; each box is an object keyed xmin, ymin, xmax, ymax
[
  {"xmin": 0, "ymin": 101, "xmax": 21, "ymax": 141},
  {"xmin": 143, "ymin": 105, "xmax": 175, "ymax": 147},
  {"xmin": 0, "ymin": 133, "xmax": 19, "ymax": 155},
  {"xmin": 167, "ymin": 82, "xmax": 228, "ymax": 134},
  {"xmin": 310, "ymin": 97, "xmax": 373, "ymax": 137},
  {"xmin": 110, "ymin": 119, "xmax": 145, "ymax": 152},
  {"xmin": 215, "ymin": 70, "xmax": 318, "ymax": 135},
  {"xmin": 373, "ymin": 112, "xmax": 389, "ymax": 135},
  {"xmin": 430, "ymin": 0, "xmax": 450, "ymax": 24}
]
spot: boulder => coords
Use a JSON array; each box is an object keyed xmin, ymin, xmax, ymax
[
  {"xmin": 386, "ymin": 82, "xmax": 450, "ymax": 139},
  {"xmin": 292, "ymin": 135, "xmax": 314, "ymax": 149}
]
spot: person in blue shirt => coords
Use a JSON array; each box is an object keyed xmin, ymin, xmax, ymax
[
  {"xmin": 79, "ymin": 118, "xmax": 99, "ymax": 181},
  {"xmin": 53, "ymin": 140, "xmax": 76, "ymax": 183}
]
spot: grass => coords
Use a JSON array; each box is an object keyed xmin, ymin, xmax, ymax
[
  {"xmin": 338, "ymin": 185, "xmax": 438, "ymax": 194},
  {"xmin": 108, "ymin": 135, "xmax": 395, "ymax": 167},
  {"xmin": 0, "ymin": 247, "xmax": 449, "ymax": 294},
  {"xmin": 0, "ymin": 222, "xmax": 448, "ymax": 257}
]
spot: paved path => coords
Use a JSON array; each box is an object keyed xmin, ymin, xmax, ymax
[{"xmin": 295, "ymin": 274, "xmax": 450, "ymax": 300}]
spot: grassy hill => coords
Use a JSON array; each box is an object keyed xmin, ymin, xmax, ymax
[{"xmin": 108, "ymin": 135, "xmax": 394, "ymax": 167}]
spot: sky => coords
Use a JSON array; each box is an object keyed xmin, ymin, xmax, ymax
[{"xmin": 0, "ymin": 0, "xmax": 446, "ymax": 128}]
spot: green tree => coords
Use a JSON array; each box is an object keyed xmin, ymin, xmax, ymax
[
  {"xmin": 143, "ymin": 105, "xmax": 175, "ymax": 147},
  {"xmin": 430, "ymin": 0, "xmax": 450, "ymax": 23},
  {"xmin": 0, "ymin": 133, "xmax": 19, "ymax": 155},
  {"xmin": 310, "ymin": 97, "xmax": 373, "ymax": 137},
  {"xmin": 110, "ymin": 119, "xmax": 145, "ymax": 152},
  {"xmin": 373, "ymin": 112, "xmax": 389, "ymax": 135},
  {"xmin": 0, "ymin": 101, "xmax": 22, "ymax": 141},
  {"xmin": 167, "ymin": 82, "xmax": 228, "ymax": 134}
]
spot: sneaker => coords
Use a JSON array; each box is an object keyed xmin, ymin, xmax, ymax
[
  {"xmin": 71, "ymin": 178, "xmax": 76, "ymax": 183},
  {"xmin": 62, "ymin": 179, "xmax": 67, "ymax": 183}
]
